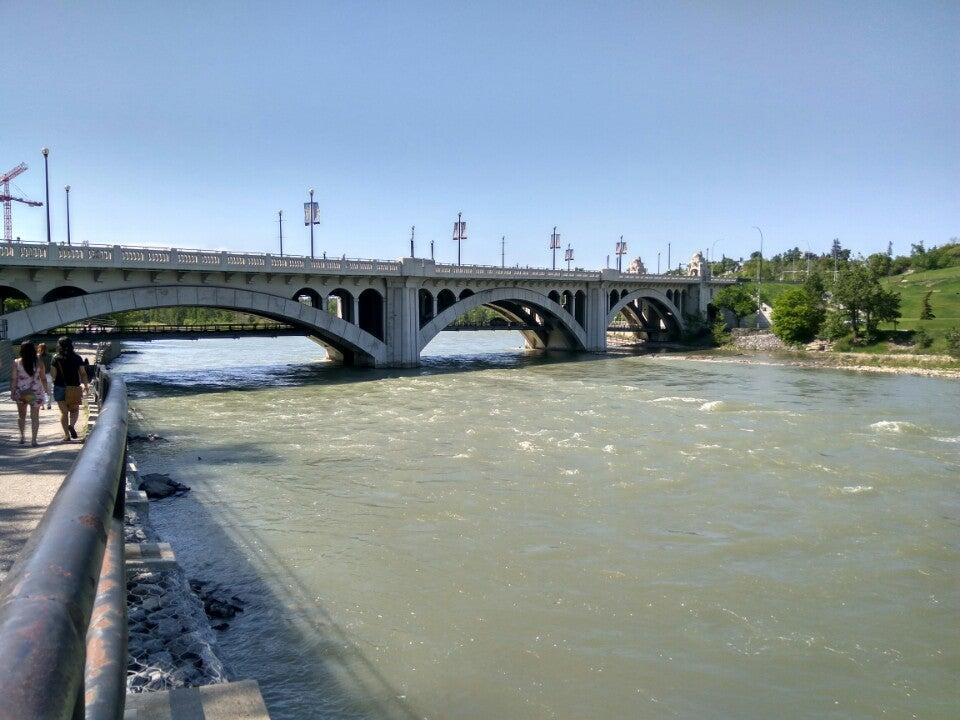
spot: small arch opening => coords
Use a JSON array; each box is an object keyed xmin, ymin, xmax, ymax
[
  {"xmin": 437, "ymin": 289, "xmax": 457, "ymax": 313},
  {"xmin": 358, "ymin": 289, "xmax": 384, "ymax": 340},
  {"xmin": 328, "ymin": 288, "xmax": 354, "ymax": 323}
]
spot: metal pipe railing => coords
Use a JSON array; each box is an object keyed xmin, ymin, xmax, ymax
[{"xmin": 0, "ymin": 370, "xmax": 128, "ymax": 720}]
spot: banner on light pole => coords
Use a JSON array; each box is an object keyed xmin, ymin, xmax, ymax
[{"xmin": 303, "ymin": 202, "xmax": 320, "ymax": 226}]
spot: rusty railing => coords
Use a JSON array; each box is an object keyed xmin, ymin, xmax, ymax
[{"xmin": 0, "ymin": 370, "xmax": 129, "ymax": 720}]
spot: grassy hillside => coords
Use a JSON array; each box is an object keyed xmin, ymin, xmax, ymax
[{"xmin": 882, "ymin": 266, "xmax": 960, "ymax": 335}]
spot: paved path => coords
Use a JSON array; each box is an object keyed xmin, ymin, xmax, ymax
[
  {"xmin": 0, "ymin": 348, "xmax": 98, "ymax": 583},
  {"xmin": 0, "ymin": 397, "xmax": 84, "ymax": 582}
]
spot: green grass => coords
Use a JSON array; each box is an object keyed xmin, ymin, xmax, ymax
[{"xmin": 877, "ymin": 266, "xmax": 960, "ymax": 353}]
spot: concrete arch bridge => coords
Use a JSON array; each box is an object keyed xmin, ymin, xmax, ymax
[{"xmin": 0, "ymin": 242, "xmax": 732, "ymax": 369}]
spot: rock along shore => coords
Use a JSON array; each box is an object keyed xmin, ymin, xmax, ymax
[{"xmin": 124, "ymin": 454, "xmax": 233, "ymax": 693}]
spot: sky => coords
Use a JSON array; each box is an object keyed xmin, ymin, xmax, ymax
[{"xmin": 3, "ymin": 1, "xmax": 958, "ymax": 269}]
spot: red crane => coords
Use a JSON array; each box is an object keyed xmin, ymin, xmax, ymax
[{"xmin": 1, "ymin": 163, "xmax": 43, "ymax": 242}]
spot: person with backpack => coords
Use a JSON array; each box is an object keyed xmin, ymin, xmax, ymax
[{"xmin": 49, "ymin": 336, "xmax": 89, "ymax": 442}]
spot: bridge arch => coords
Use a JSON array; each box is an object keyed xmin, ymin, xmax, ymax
[
  {"xmin": 42, "ymin": 286, "xmax": 87, "ymax": 304},
  {"xmin": 292, "ymin": 287, "xmax": 322, "ymax": 308},
  {"xmin": 1, "ymin": 285, "xmax": 387, "ymax": 366},
  {"xmin": 418, "ymin": 287, "xmax": 588, "ymax": 352},
  {"xmin": 606, "ymin": 288, "xmax": 685, "ymax": 338},
  {"xmin": 436, "ymin": 289, "xmax": 456, "ymax": 313}
]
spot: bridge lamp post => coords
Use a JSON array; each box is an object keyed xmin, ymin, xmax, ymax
[
  {"xmin": 305, "ymin": 188, "xmax": 317, "ymax": 259},
  {"xmin": 41, "ymin": 148, "xmax": 50, "ymax": 244},
  {"xmin": 565, "ymin": 243, "xmax": 574, "ymax": 271},
  {"xmin": 550, "ymin": 227, "xmax": 560, "ymax": 270},
  {"xmin": 453, "ymin": 212, "xmax": 466, "ymax": 265},
  {"xmin": 278, "ymin": 210, "xmax": 283, "ymax": 257},
  {"xmin": 64, "ymin": 185, "xmax": 72, "ymax": 246},
  {"xmin": 753, "ymin": 226, "xmax": 764, "ymax": 329},
  {"xmin": 615, "ymin": 236, "xmax": 627, "ymax": 272}
]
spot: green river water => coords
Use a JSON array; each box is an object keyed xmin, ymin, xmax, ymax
[{"xmin": 114, "ymin": 333, "xmax": 959, "ymax": 720}]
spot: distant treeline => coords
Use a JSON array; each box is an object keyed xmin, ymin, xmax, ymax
[{"xmin": 713, "ymin": 239, "xmax": 960, "ymax": 282}]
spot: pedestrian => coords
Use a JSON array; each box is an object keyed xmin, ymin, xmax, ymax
[
  {"xmin": 9, "ymin": 341, "xmax": 49, "ymax": 446},
  {"xmin": 49, "ymin": 336, "xmax": 89, "ymax": 442},
  {"xmin": 36, "ymin": 342, "xmax": 53, "ymax": 409}
]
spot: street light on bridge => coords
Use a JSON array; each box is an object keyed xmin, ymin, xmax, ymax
[
  {"xmin": 304, "ymin": 188, "xmax": 319, "ymax": 259},
  {"xmin": 41, "ymin": 148, "xmax": 50, "ymax": 244},
  {"xmin": 550, "ymin": 227, "xmax": 560, "ymax": 269},
  {"xmin": 615, "ymin": 236, "xmax": 627, "ymax": 272},
  {"xmin": 565, "ymin": 243, "xmax": 574, "ymax": 271},
  {"xmin": 64, "ymin": 185, "xmax": 72, "ymax": 246},
  {"xmin": 453, "ymin": 212, "xmax": 466, "ymax": 265},
  {"xmin": 278, "ymin": 210, "xmax": 284, "ymax": 257}
]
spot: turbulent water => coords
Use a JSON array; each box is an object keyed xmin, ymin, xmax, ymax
[{"xmin": 113, "ymin": 334, "xmax": 960, "ymax": 720}]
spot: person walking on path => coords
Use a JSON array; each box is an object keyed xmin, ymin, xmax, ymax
[
  {"xmin": 9, "ymin": 341, "xmax": 50, "ymax": 447},
  {"xmin": 36, "ymin": 342, "xmax": 52, "ymax": 409},
  {"xmin": 49, "ymin": 336, "xmax": 88, "ymax": 442}
]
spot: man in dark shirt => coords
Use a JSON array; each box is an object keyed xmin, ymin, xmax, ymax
[{"xmin": 50, "ymin": 336, "xmax": 89, "ymax": 441}]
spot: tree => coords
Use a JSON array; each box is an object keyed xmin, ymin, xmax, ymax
[
  {"xmin": 831, "ymin": 265, "xmax": 901, "ymax": 339},
  {"xmin": 772, "ymin": 288, "xmax": 825, "ymax": 344},
  {"xmin": 919, "ymin": 291, "xmax": 935, "ymax": 320},
  {"xmin": 713, "ymin": 284, "xmax": 758, "ymax": 326},
  {"xmin": 803, "ymin": 270, "xmax": 826, "ymax": 300},
  {"xmin": 866, "ymin": 252, "xmax": 892, "ymax": 278},
  {"xmin": 946, "ymin": 326, "xmax": 960, "ymax": 358}
]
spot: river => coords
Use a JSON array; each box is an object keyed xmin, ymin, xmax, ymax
[{"xmin": 113, "ymin": 333, "xmax": 959, "ymax": 720}]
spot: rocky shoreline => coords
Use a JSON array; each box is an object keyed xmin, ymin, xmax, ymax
[
  {"xmin": 667, "ymin": 348, "xmax": 960, "ymax": 379},
  {"xmin": 124, "ymin": 454, "xmax": 235, "ymax": 693}
]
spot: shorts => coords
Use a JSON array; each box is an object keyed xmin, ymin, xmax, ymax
[{"xmin": 55, "ymin": 386, "xmax": 82, "ymax": 407}]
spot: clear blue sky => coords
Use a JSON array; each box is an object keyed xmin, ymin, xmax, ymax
[{"xmin": 4, "ymin": 1, "xmax": 958, "ymax": 268}]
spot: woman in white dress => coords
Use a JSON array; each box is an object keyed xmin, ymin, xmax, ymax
[{"xmin": 9, "ymin": 341, "xmax": 49, "ymax": 446}]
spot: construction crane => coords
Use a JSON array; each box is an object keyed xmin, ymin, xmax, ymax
[{"xmin": 1, "ymin": 163, "xmax": 43, "ymax": 242}]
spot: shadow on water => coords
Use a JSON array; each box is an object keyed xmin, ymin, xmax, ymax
[{"xmin": 145, "ymin": 461, "xmax": 422, "ymax": 720}]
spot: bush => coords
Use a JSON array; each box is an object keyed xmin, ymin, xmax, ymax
[
  {"xmin": 832, "ymin": 334, "xmax": 856, "ymax": 352},
  {"xmin": 772, "ymin": 288, "xmax": 825, "ymax": 344},
  {"xmin": 913, "ymin": 326, "xmax": 933, "ymax": 349},
  {"xmin": 945, "ymin": 326, "xmax": 960, "ymax": 358},
  {"xmin": 819, "ymin": 311, "xmax": 849, "ymax": 340},
  {"xmin": 711, "ymin": 319, "xmax": 731, "ymax": 346}
]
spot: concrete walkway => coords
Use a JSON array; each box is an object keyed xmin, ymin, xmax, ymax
[
  {"xmin": 0, "ymin": 346, "xmax": 99, "ymax": 584},
  {"xmin": 0, "ymin": 395, "xmax": 85, "ymax": 582}
]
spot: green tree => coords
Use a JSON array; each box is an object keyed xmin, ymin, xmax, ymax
[
  {"xmin": 945, "ymin": 326, "xmax": 960, "ymax": 358},
  {"xmin": 771, "ymin": 288, "xmax": 825, "ymax": 344},
  {"xmin": 711, "ymin": 319, "xmax": 731, "ymax": 346},
  {"xmin": 831, "ymin": 264, "xmax": 901, "ymax": 339},
  {"xmin": 913, "ymin": 326, "xmax": 933, "ymax": 349},
  {"xmin": 803, "ymin": 270, "xmax": 826, "ymax": 301},
  {"xmin": 919, "ymin": 291, "xmax": 935, "ymax": 320},
  {"xmin": 713, "ymin": 284, "xmax": 757, "ymax": 326},
  {"xmin": 866, "ymin": 252, "xmax": 892, "ymax": 278}
]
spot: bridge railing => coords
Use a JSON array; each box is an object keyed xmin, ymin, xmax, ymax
[
  {"xmin": 433, "ymin": 263, "xmax": 602, "ymax": 280},
  {"xmin": 0, "ymin": 370, "xmax": 128, "ymax": 720}
]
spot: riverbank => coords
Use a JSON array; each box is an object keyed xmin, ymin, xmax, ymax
[{"xmin": 672, "ymin": 346, "xmax": 960, "ymax": 379}]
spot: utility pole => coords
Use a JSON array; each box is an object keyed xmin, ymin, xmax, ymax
[
  {"xmin": 615, "ymin": 236, "xmax": 627, "ymax": 272},
  {"xmin": 501, "ymin": 235, "xmax": 505, "ymax": 268},
  {"xmin": 64, "ymin": 185, "xmax": 72, "ymax": 245},
  {"xmin": 565, "ymin": 243, "xmax": 574, "ymax": 271},
  {"xmin": 753, "ymin": 226, "xmax": 765, "ymax": 329},
  {"xmin": 410, "ymin": 225, "xmax": 415, "ymax": 257},
  {"xmin": 667, "ymin": 242, "xmax": 671, "ymax": 272},
  {"xmin": 657, "ymin": 251, "xmax": 661, "ymax": 274},
  {"xmin": 278, "ymin": 210, "xmax": 284, "ymax": 256},
  {"xmin": 430, "ymin": 239, "xmax": 434, "ymax": 261},
  {"xmin": 42, "ymin": 148, "xmax": 50, "ymax": 244},
  {"xmin": 550, "ymin": 226, "xmax": 560, "ymax": 270}
]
